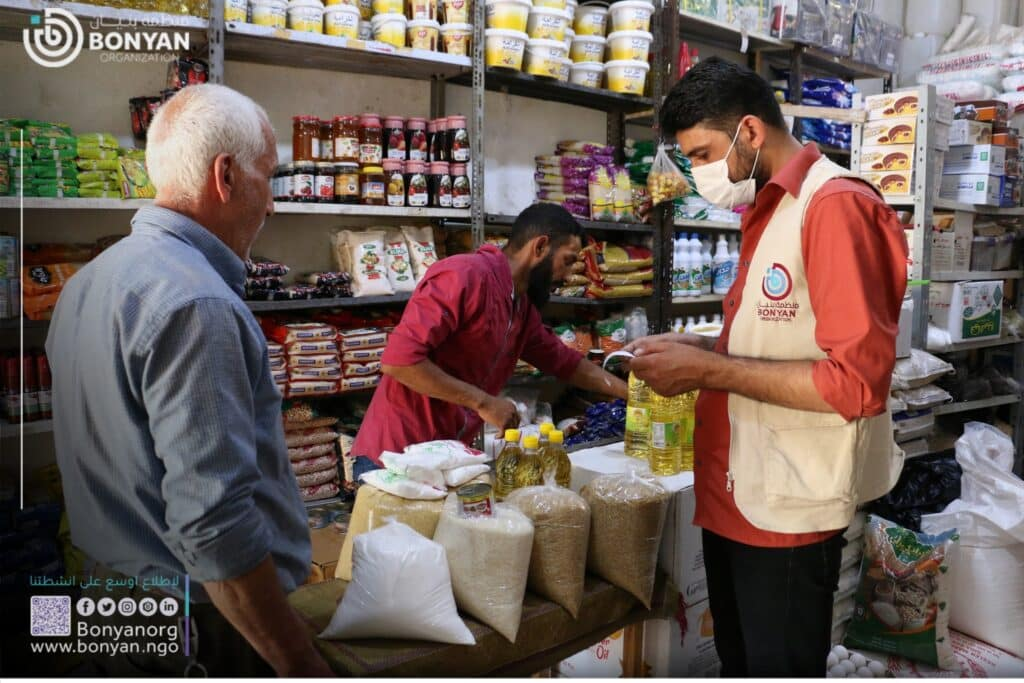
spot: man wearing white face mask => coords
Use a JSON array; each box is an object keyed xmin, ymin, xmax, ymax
[{"xmin": 625, "ymin": 57, "xmax": 908, "ymax": 676}]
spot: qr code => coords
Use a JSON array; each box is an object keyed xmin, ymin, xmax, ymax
[{"xmin": 30, "ymin": 596, "xmax": 71, "ymax": 637}]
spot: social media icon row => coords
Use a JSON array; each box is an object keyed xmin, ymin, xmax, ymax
[{"xmin": 76, "ymin": 597, "xmax": 178, "ymax": 618}]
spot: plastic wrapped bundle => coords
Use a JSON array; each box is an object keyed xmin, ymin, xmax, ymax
[{"xmin": 773, "ymin": 0, "xmax": 827, "ymax": 45}]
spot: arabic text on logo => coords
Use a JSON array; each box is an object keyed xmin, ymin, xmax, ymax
[
  {"xmin": 23, "ymin": 8, "xmax": 84, "ymax": 69},
  {"xmin": 761, "ymin": 262, "xmax": 793, "ymax": 302}
]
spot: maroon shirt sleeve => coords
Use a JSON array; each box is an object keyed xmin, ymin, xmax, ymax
[
  {"xmin": 519, "ymin": 304, "xmax": 583, "ymax": 380},
  {"xmin": 803, "ymin": 179, "xmax": 909, "ymax": 421},
  {"xmin": 382, "ymin": 263, "xmax": 484, "ymax": 367}
]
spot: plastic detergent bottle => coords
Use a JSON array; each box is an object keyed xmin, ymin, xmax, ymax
[
  {"xmin": 673, "ymin": 316, "xmax": 685, "ymax": 333},
  {"xmin": 698, "ymin": 315, "xmax": 708, "ymax": 325},
  {"xmin": 515, "ymin": 435, "xmax": 545, "ymax": 490},
  {"xmin": 713, "ymin": 234, "xmax": 731, "ymax": 295},
  {"xmin": 728, "ymin": 235, "xmax": 740, "ymax": 288},
  {"xmin": 672, "ymin": 236, "xmax": 686, "ymax": 297},
  {"xmin": 676, "ymin": 235, "xmax": 691, "ymax": 297},
  {"xmin": 625, "ymin": 372, "xmax": 652, "ymax": 459},
  {"xmin": 701, "ymin": 238, "xmax": 713, "ymax": 295},
  {"xmin": 494, "ymin": 429, "xmax": 523, "ymax": 500},
  {"xmin": 540, "ymin": 429, "xmax": 571, "ymax": 489},
  {"xmin": 688, "ymin": 233, "xmax": 703, "ymax": 297},
  {"xmin": 678, "ymin": 390, "xmax": 697, "ymax": 472},
  {"xmin": 649, "ymin": 390, "xmax": 682, "ymax": 476},
  {"xmin": 712, "ymin": 313, "xmax": 722, "ymax": 325},
  {"xmin": 685, "ymin": 316, "xmax": 696, "ymax": 333}
]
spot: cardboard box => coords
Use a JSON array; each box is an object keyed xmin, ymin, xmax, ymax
[
  {"xmin": 862, "ymin": 116, "xmax": 917, "ymax": 145},
  {"xmin": 658, "ymin": 485, "xmax": 707, "ymax": 607},
  {"xmin": 858, "ymin": 144, "xmax": 915, "ymax": 173},
  {"xmin": 934, "ymin": 120, "xmax": 951, "ymax": 151},
  {"xmin": 992, "ymin": 131, "xmax": 1019, "ymax": 148},
  {"xmin": 896, "ymin": 295, "xmax": 913, "ymax": 359},
  {"xmin": 939, "ymin": 174, "xmax": 1012, "ymax": 206},
  {"xmin": 954, "ymin": 99, "xmax": 1009, "ymax": 123},
  {"xmin": 307, "ymin": 525, "xmax": 345, "ymax": 584},
  {"xmin": 559, "ymin": 630, "xmax": 625, "ymax": 677},
  {"xmin": 929, "ymin": 280, "xmax": 1005, "ymax": 342},
  {"xmin": 861, "ymin": 170, "xmax": 913, "ymax": 196},
  {"xmin": 864, "ymin": 91, "xmax": 921, "ymax": 121},
  {"xmin": 931, "ymin": 210, "xmax": 974, "ymax": 272},
  {"xmin": 643, "ymin": 602, "xmax": 721, "ymax": 678},
  {"xmin": 943, "ymin": 145, "xmax": 1007, "ymax": 176},
  {"xmin": 947, "ymin": 119, "xmax": 993, "ymax": 146}
]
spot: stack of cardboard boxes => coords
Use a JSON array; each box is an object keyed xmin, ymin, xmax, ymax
[
  {"xmin": 857, "ymin": 89, "xmax": 952, "ymax": 199},
  {"xmin": 940, "ymin": 100, "xmax": 1022, "ymax": 207}
]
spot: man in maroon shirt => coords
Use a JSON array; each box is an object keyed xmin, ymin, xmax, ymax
[
  {"xmin": 627, "ymin": 58, "xmax": 907, "ymax": 676},
  {"xmin": 351, "ymin": 204, "xmax": 628, "ymax": 470}
]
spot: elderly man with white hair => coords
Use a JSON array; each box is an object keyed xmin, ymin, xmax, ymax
[{"xmin": 45, "ymin": 84, "xmax": 332, "ymax": 677}]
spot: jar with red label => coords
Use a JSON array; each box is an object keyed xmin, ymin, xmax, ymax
[
  {"xmin": 280, "ymin": 163, "xmax": 295, "ymax": 201},
  {"xmin": 384, "ymin": 116, "xmax": 407, "ymax": 160},
  {"xmin": 333, "ymin": 115, "xmax": 360, "ymax": 163},
  {"xmin": 429, "ymin": 161, "xmax": 452, "ymax": 208},
  {"xmin": 292, "ymin": 115, "xmax": 320, "ymax": 161},
  {"xmin": 430, "ymin": 117, "xmax": 448, "ymax": 162},
  {"xmin": 360, "ymin": 165, "xmax": 386, "ymax": 205},
  {"xmin": 359, "ymin": 114, "xmax": 383, "ymax": 166},
  {"xmin": 334, "ymin": 162, "xmax": 360, "ymax": 204},
  {"xmin": 451, "ymin": 163, "xmax": 470, "ymax": 209},
  {"xmin": 320, "ymin": 120, "xmax": 334, "ymax": 162},
  {"xmin": 426, "ymin": 119, "xmax": 438, "ymax": 163},
  {"xmin": 384, "ymin": 159, "xmax": 406, "ymax": 207},
  {"xmin": 447, "ymin": 115, "xmax": 469, "ymax": 162},
  {"xmin": 405, "ymin": 160, "xmax": 429, "ymax": 207},
  {"xmin": 407, "ymin": 117, "xmax": 428, "ymax": 162},
  {"xmin": 293, "ymin": 162, "xmax": 316, "ymax": 202},
  {"xmin": 315, "ymin": 162, "xmax": 336, "ymax": 203}
]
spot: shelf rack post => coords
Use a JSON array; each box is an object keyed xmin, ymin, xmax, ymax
[
  {"xmin": 470, "ymin": 0, "xmax": 485, "ymax": 247},
  {"xmin": 208, "ymin": 0, "xmax": 225, "ymax": 83}
]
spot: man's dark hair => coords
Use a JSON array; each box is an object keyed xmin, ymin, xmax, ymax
[
  {"xmin": 507, "ymin": 203, "xmax": 585, "ymax": 252},
  {"xmin": 660, "ymin": 56, "xmax": 787, "ymax": 138}
]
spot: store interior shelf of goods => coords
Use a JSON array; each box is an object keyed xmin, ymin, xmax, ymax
[
  {"xmin": 0, "ymin": 198, "xmax": 152, "ymax": 211},
  {"xmin": 246, "ymin": 293, "xmax": 413, "ymax": 312},
  {"xmin": 458, "ymin": 214, "xmax": 655, "ymax": 235},
  {"xmin": 0, "ymin": 419, "xmax": 54, "ymax": 439},
  {"xmin": 223, "ymin": 21, "xmax": 471, "ymax": 80},
  {"xmin": 931, "ymin": 198, "xmax": 1024, "ymax": 216},
  {"xmin": 671, "ymin": 295, "xmax": 724, "ymax": 305},
  {"xmin": 0, "ymin": 0, "xmax": 207, "ymax": 42},
  {"xmin": 932, "ymin": 270, "xmax": 1024, "ymax": 282},
  {"xmin": 761, "ymin": 43, "xmax": 892, "ymax": 82},
  {"xmin": 547, "ymin": 296, "xmax": 652, "ymax": 307},
  {"xmin": 933, "ymin": 394, "xmax": 1023, "ymax": 417},
  {"xmin": 675, "ymin": 218, "xmax": 741, "ymax": 231},
  {"xmin": 936, "ymin": 336, "xmax": 1024, "ymax": 354},
  {"xmin": 452, "ymin": 69, "xmax": 654, "ymax": 113},
  {"xmin": 678, "ymin": 10, "xmax": 785, "ymax": 53}
]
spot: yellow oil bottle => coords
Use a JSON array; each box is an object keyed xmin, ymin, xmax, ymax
[
  {"xmin": 540, "ymin": 429, "xmax": 572, "ymax": 488},
  {"xmin": 625, "ymin": 371, "xmax": 652, "ymax": 459},
  {"xmin": 515, "ymin": 435, "xmax": 545, "ymax": 490},
  {"xmin": 649, "ymin": 390, "xmax": 682, "ymax": 476},
  {"xmin": 494, "ymin": 429, "xmax": 522, "ymax": 500},
  {"xmin": 679, "ymin": 391, "xmax": 697, "ymax": 472}
]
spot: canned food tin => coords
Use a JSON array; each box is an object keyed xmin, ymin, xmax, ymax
[{"xmin": 457, "ymin": 482, "xmax": 495, "ymax": 517}]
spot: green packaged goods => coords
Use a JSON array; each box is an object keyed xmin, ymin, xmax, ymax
[
  {"xmin": 76, "ymin": 159, "xmax": 120, "ymax": 172},
  {"xmin": 77, "ymin": 133, "xmax": 119, "ymax": 149},
  {"xmin": 31, "ymin": 163, "xmax": 77, "ymax": 179},
  {"xmin": 78, "ymin": 189, "xmax": 121, "ymax": 199},
  {"xmin": 78, "ymin": 181, "xmax": 119, "ymax": 191},
  {"xmin": 76, "ymin": 170, "xmax": 118, "ymax": 185},
  {"xmin": 117, "ymin": 157, "xmax": 155, "ymax": 199},
  {"xmin": 76, "ymin": 146, "xmax": 120, "ymax": 161},
  {"xmin": 33, "ymin": 181, "xmax": 80, "ymax": 195},
  {"xmin": 23, "ymin": 121, "xmax": 72, "ymax": 137},
  {"xmin": 33, "ymin": 186, "xmax": 78, "ymax": 198},
  {"xmin": 35, "ymin": 148, "xmax": 76, "ymax": 162},
  {"xmin": 31, "ymin": 136, "xmax": 76, "ymax": 149},
  {"xmin": 595, "ymin": 317, "xmax": 627, "ymax": 355},
  {"xmin": 0, "ymin": 159, "xmax": 7, "ymax": 195}
]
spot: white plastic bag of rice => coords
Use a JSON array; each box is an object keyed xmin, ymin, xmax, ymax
[
  {"xmin": 581, "ymin": 469, "xmax": 671, "ymax": 609},
  {"xmin": 333, "ymin": 230, "xmax": 394, "ymax": 297},
  {"xmin": 320, "ymin": 520, "xmax": 475, "ymax": 645},
  {"xmin": 505, "ymin": 482, "xmax": 590, "ymax": 619},
  {"xmin": 433, "ymin": 493, "xmax": 534, "ymax": 643},
  {"xmin": 384, "ymin": 229, "xmax": 416, "ymax": 293}
]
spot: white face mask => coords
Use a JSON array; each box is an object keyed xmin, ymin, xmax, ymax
[{"xmin": 690, "ymin": 121, "xmax": 761, "ymax": 210}]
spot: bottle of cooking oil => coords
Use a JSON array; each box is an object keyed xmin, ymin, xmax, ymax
[
  {"xmin": 494, "ymin": 429, "xmax": 523, "ymax": 500},
  {"xmin": 538, "ymin": 422, "xmax": 553, "ymax": 449},
  {"xmin": 649, "ymin": 390, "xmax": 682, "ymax": 476},
  {"xmin": 625, "ymin": 371, "xmax": 652, "ymax": 459},
  {"xmin": 540, "ymin": 429, "xmax": 572, "ymax": 488},
  {"xmin": 679, "ymin": 390, "xmax": 698, "ymax": 472},
  {"xmin": 515, "ymin": 435, "xmax": 545, "ymax": 490}
]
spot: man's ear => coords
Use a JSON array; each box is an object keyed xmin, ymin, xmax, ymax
[
  {"xmin": 533, "ymin": 234, "xmax": 550, "ymax": 261},
  {"xmin": 212, "ymin": 153, "xmax": 234, "ymax": 204}
]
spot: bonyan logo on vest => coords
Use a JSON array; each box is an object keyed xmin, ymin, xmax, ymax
[{"xmin": 761, "ymin": 263, "xmax": 793, "ymax": 301}]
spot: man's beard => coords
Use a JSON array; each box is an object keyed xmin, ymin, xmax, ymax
[{"xmin": 527, "ymin": 253, "xmax": 555, "ymax": 309}]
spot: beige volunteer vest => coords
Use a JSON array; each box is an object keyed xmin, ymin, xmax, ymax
[{"xmin": 726, "ymin": 155, "xmax": 904, "ymax": 533}]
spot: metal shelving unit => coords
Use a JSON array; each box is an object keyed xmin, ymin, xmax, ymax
[
  {"xmin": 0, "ymin": 419, "xmax": 53, "ymax": 438},
  {"xmin": 933, "ymin": 395, "xmax": 1022, "ymax": 417},
  {"xmin": 932, "ymin": 270, "xmax": 1024, "ymax": 282},
  {"xmin": 246, "ymin": 293, "xmax": 412, "ymax": 312}
]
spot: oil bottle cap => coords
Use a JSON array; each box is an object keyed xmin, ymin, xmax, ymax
[
  {"xmin": 539, "ymin": 422, "xmax": 554, "ymax": 436},
  {"xmin": 504, "ymin": 429, "xmax": 521, "ymax": 441},
  {"xmin": 550, "ymin": 430, "xmax": 564, "ymax": 444},
  {"xmin": 523, "ymin": 435, "xmax": 540, "ymax": 449}
]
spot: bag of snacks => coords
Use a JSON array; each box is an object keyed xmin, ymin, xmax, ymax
[
  {"xmin": 589, "ymin": 167, "xmax": 615, "ymax": 221},
  {"xmin": 595, "ymin": 317, "xmax": 627, "ymax": 355},
  {"xmin": 383, "ymin": 229, "xmax": 416, "ymax": 293},
  {"xmin": 647, "ymin": 143, "xmax": 689, "ymax": 205},
  {"xmin": 554, "ymin": 323, "xmax": 594, "ymax": 356},
  {"xmin": 581, "ymin": 468, "xmax": 671, "ymax": 608},
  {"xmin": 402, "ymin": 225, "xmax": 439, "ymax": 281},
  {"xmin": 333, "ymin": 230, "xmax": 394, "ymax": 297},
  {"xmin": 844, "ymin": 515, "xmax": 960, "ymax": 670}
]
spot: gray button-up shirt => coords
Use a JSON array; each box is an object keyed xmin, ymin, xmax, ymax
[{"xmin": 46, "ymin": 206, "xmax": 310, "ymax": 599}]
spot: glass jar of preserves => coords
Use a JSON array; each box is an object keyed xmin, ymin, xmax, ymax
[
  {"xmin": 359, "ymin": 113, "xmax": 383, "ymax": 166},
  {"xmin": 384, "ymin": 159, "xmax": 406, "ymax": 207},
  {"xmin": 447, "ymin": 115, "xmax": 469, "ymax": 162},
  {"xmin": 407, "ymin": 117, "xmax": 428, "ymax": 162},
  {"xmin": 334, "ymin": 162, "xmax": 360, "ymax": 204},
  {"xmin": 315, "ymin": 162, "xmax": 335, "ymax": 203},
  {"xmin": 293, "ymin": 162, "xmax": 317, "ymax": 202},
  {"xmin": 384, "ymin": 115, "xmax": 407, "ymax": 160},
  {"xmin": 332, "ymin": 115, "xmax": 360, "ymax": 163},
  {"xmin": 405, "ymin": 160, "xmax": 428, "ymax": 207},
  {"xmin": 429, "ymin": 161, "xmax": 451, "ymax": 208},
  {"xmin": 426, "ymin": 119, "xmax": 438, "ymax": 163},
  {"xmin": 292, "ymin": 115, "xmax": 320, "ymax": 162},
  {"xmin": 451, "ymin": 163, "xmax": 470, "ymax": 209},
  {"xmin": 360, "ymin": 165, "xmax": 386, "ymax": 205},
  {"xmin": 430, "ymin": 117, "xmax": 448, "ymax": 162},
  {"xmin": 319, "ymin": 120, "xmax": 334, "ymax": 162},
  {"xmin": 281, "ymin": 162, "xmax": 296, "ymax": 201}
]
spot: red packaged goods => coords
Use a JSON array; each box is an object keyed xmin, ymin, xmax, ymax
[
  {"xmin": 267, "ymin": 342, "xmax": 285, "ymax": 357},
  {"xmin": 288, "ymin": 442, "xmax": 337, "ymax": 461},
  {"xmin": 342, "ymin": 361, "xmax": 381, "ymax": 377},
  {"xmin": 22, "ymin": 243, "xmax": 93, "ymax": 267},
  {"xmin": 287, "ymin": 354, "xmax": 340, "ymax": 369},
  {"xmin": 340, "ymin": 375, "xmax": 381, "ymax": 393},
  {"xmin": 269, "ymin": 322, "xmax": 337, "ymax": 344},
  {"xmin": 291, "ymin": 453, "xmax": 338, "ymax": 475},
  {"xmin": 272, "ymin": 370, "xmax": 289, "ymax": 384},
  {"xmin": 287, "ymin": 381, "xmax": 339, "ymax": 398},
  {"xmin": 290, "ymin": 367, "xmax": 342, "ymax": 380},
  {"xmin": 283, "ymin": 416, "xmax": 339, "ymax": 432},
  {"xmin": 301, "ymin": 481, "xmax": 340, "ymax": 502},
  {"xmin": 341, "ymin": 347, "xmax": 386, "ymax": 363},
  {"xmin": 22, "ymin": 263, "xmax": 82, "ymax": 296},
  {"xmin": 295, "ymin": 468, "xmax": 338, "ymax": 488},
  {"xmin": 338, "ymin": 328, "xmax": 387, "ymax": 350},
  {"xmin": 286, "ymin": 340, "xmax": 339, "ymax": 355},
  {"xmin": 269, "ymin": 356, "xmax": 286, "ymax": 370}
]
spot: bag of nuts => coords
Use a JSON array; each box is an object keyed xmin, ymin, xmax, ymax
[{"xmin": 647, "ymin": 144, "xmax": 689, "ymax": 206}]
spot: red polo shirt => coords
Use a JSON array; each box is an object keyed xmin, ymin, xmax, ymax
[
  {"xmin": 351, "ymin": 245, "xmax": 583, "ymax": 463},
  {"xmin": 693, "ymin": 144, "xmax": 908, "ymax": 547}
]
